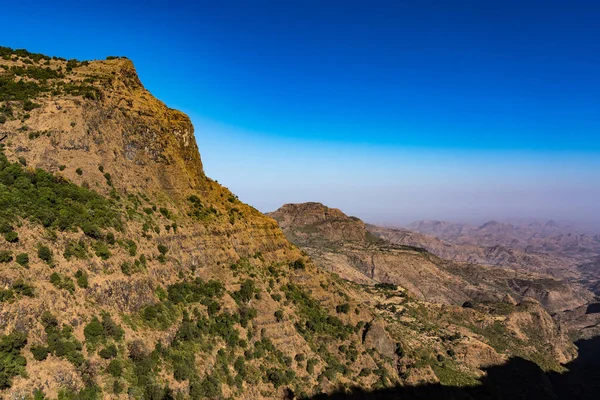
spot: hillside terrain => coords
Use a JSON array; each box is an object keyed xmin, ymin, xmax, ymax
[
  {"xmin": 387, "ymin": 220, "xmax": 600, "ymax": 339},
  {"xmin": 269, "ymin": 203, "xmax": 592, "ymax": 313},
  {"xmin": 367, "ymin": 225, "xmax": 579, "ymax": 279},
  {"xmin": 0, "ymin": 46, "xmax": 589, "ymax": 400},
  {"xmin": 405, "ymin": 220, "xmax": 600, "ymax": 284}
]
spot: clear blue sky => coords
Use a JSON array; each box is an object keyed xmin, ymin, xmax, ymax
[{"xmin": 3, "ymin": 0, "xmax": 600, "ymax": 225}]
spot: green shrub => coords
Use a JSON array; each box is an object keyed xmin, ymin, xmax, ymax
[
  {"xmin": 125, "ymin": 239, "xmax": 137, "ymax": 256},
  {"xmin": 121, "ymin": 261, "xmax": 132, "ymax": 276},
  {"xmin": 157, "ymin": 244, "xmax": 168, "ymax": 255},
  {"xmin": 283, "ymin": 283, "xmax": 353, "ymax": 340},
  {"xmin": 81, "ymin": 223, "xmax": 102, "ymax": 239},
  {"xmin": 57, "ymin": 384, "xmax": 103, "ymax": 400},
  {"xmin": 106, "ymin": 359, "xmax": 122, "ymax": 377},
  {"xmin": 0, "ymin": 331, "xmax": 28, "ymax": 389},
  {"xmin": 336, "ymin": 303, "xmax": 350, "ymax": 314},
  {"xmin": 375, "ymin": 282, "xmax": 397, "ymax": 291},
  {"xmin": 11, "ymin": 280, "xmax": 34, "ymax": 297},
  {"xmin": 105, "ymin": 232, "xmax": 115, "ymax": 245},
  {"xmin": 266, "ymin": 368, "xmax": 294, "ymax": 388},
  {"xmin": 189, "ymin": 375, "xmax": 221, "ymax": 399},
  {"xmin": 4, "ymin": 231, "xmax": 18, "ymax": 243},
  {"xmin": 140, "ymin": 303, "xmax": 177, "ymax": 330},
  {"xmin": 16, "ymin": 253, "xmax": 29, "ymax": 267},
  {"xmin": 172, "ymin": 350, "xmax": 196, "ymax": 381},
  {"xmin": 37, "ymin": 245, "xmax": 53, "ymax": 265},
  {"xmin": 167, "ymin": 278, "xmax": 225, "ymax": 305},
  {"xmin": 291, "ymin": 258, "xmax": 306, "ymax": 270},
  {"xmin": 75, "ymin": 168, "xmax": 83, "ymax": 175},
  {"xmin": 63, "ymin": 239, "xmax": 88, "ymax": 260},
  {"xmin": 113, "ymin": 380, "xmax": 123, "ymax": 394},
  {"xmin": 92, "ymin": 241, "xmax": 111, "ymax": 260},
  {"xmin": 83, "ymin": 317, "xmax": 104, "ymax": 343},
  {"xmin": 84, "ymin": 314, "xmax": 124, "ymax": 344},
  {"xmin": 49, "ymin": 272, "xmax": 75, "ymax": 294},
  {"xmin": 274, "ymin": 310, "xmax": 284, "ymax": 322},
  {"xmin": 59, "ymin": 165, "xmax": 66, "ymax": 171},
  {"xmin": 98, "ymin": 344, "xmax": 117, "ymax": 359},
  {"xmin": 0, "ymin": 250, "xmax": 13, "ymax": 263},
  {"xmin": 75, "ymin": 270, "xmax": 89, "ymax": 289},
  {"xmin": 306, "ymin": 358, "xmax": 318, "ymax": 374},
  {"xmin": 271, "ymin": 293, "xmax": 282, "ymax": 302},
  {"xmin": 0, "ymin": 289, "xmax": 14, "ymax": 302},
  {"xmin": 232, "ymin": 279, "xmax": 256, "ymax": 304},
  {"xmin": 31, "ymin": 345, "xmax": 49, "ymax": 361}
]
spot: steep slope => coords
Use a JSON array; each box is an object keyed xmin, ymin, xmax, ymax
[
  {"xmin": 0, "ymin": 47, "xmax": 578, "ymax": 400},
  {"xmin": 0, "ymin": 47, "xmax": 400, "ymax": 399},
  {"xmin": 269, "ymin": 203, "xmax": 590, "ymax": 313}
]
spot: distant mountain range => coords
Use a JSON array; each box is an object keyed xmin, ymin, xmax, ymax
[{"xmin": 397, "ymin": 219, "xmax": 600, "ymax": 293}]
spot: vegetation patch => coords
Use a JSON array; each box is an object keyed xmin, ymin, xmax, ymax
[
  {"xmin": 167, "ymin": 278, "xmax": 225, "ymax": 305},
  {"xmin": 49, "ymin": 272, "xmax": 76, "ymax": 294},
  {"xmin": 283, "ymin": 283, "xmax": 354, "ymax": 340},
  {"xmin": 0, "ymin": 149, "xmax": 121, "ymax": 235},
  {"xmin": 0, "ymin": 280, "xmax": 34, "ymax": 302},
  {"xmin": 0, "ymin": 331, "xmax": 27, "ymax": 389},
  {"xmin": 35, "ymin": 312, "xmax": 84, "ymax": 366},
  {"xmin": 83, "ymin": 314, "xmax": 124, "ymax": 346}
]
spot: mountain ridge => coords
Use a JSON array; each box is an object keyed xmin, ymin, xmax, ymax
[
  {"xmin": 269, "ymin": 202, "xmax": 593, "ymax": 313},
  {"xmin": 0, "ymin": 47, "xmax": 588, "ymax": 399}
]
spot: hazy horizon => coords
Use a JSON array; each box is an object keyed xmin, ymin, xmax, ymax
[{"xmin": 4, "ymin": 0, "xmax": 600, "ymax": 227}]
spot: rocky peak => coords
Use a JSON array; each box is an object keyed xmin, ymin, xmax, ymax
[
  {"xmin": 1, "ymin": 51, "xmax": 204, "ymax": 202},
  {"xmin": 268, "ymin": 202, "xmax": 370, "ymax": 245}
]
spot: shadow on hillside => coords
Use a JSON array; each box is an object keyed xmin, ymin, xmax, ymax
[{"xmin": 307, "ymin": 336, "xmax": 600, "ymax": 400}]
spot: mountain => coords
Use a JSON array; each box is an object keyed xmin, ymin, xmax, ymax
[
  {"xmin": 0, "ymin": 47, "xmax": 584, "ymax": 399},
  {"xmin": 367, "ymin": 225, "xmax": 578, "ymax": 278},
  {"xmin": 405, "ymin": 219, "xmax": 600, "ymax": 293},
  {"xmin": 407, "ymin": 219, "xmax": 600, "ymax": 262},
  {"xmin": 269, "ymin": 203, "xmax": 592, "ymax": 313}
]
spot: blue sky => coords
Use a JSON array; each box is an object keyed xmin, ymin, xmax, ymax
[{"xmin": 3, "ymin": 0, "xmax": 600, "ymax": 225}]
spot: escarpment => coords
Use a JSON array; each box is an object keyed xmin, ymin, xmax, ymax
[{"xmin": 0, "ymin": 47, "xmax": 580, "ymax": 399}]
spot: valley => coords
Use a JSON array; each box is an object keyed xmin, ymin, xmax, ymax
[{"xmin": 0, "ymin": 45, "xmax": 599, "ymax": 400}]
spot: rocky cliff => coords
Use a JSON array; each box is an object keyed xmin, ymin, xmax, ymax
[{"xmin": 0, "ymin": 47, "xmax": 579, "ymax": 399}]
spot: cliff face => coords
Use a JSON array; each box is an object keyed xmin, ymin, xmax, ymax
[
  {"xmin": 4, "ymin": 57, "xmax": 204, "ymax": 199},
  {"xmin": 0, "ymin": 48, "xmax": 578, "ymax": 399}
]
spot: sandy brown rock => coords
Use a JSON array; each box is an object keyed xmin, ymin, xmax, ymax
[{"xmin": 363, "ymin": 320, "xmax": 396, "ymax": 360}]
